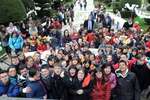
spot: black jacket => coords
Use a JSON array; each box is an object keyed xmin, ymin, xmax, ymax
[
  {"xmin": 131, "ymin": 63, "xmax": 150, "ymax": 91},
  {"xmin": 41, "ymin": 74, "xmax": 65, "ymax": 99},
  {"xmin": 69, "ymin": 78, "xmax": 93, "ymax": 100},
  {"xmin": 116, "ymin": 71, "xmax": 140, "ymax": 100}
]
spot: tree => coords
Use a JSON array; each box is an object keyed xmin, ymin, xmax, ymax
[
  {"xmin": 120, "ymin": 0, "xmax": 141, "ymax": 7},
  {"xmin": 0, "ymin": 0, "xmax": 26, "ymax": 24},
  {"xmin": 21, "ymin": 0, "xmax": 34, "ymax": 11}
]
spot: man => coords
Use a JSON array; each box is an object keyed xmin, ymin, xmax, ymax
[
  {"xmin": 40, "ymin": 64, "xmax": 54, "ymax": 99},
  {"xmin": 0, "ymin": 70, "xmax": 20, "ymax": 97},
  {"xmin": 24, "ymin": 68, "xmax": 47, "ymax": 99},
  {"xmin": 84, "ymin": 16, "xmax": 94, "ymax": 31},
  {"xmin": 115, "ymin": 60, "xmax": 140, "ymax": 100}
]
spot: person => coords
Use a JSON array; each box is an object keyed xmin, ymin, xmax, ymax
[
  {"xmin": 84, "ymin": 16, "xmax": 94, "ymax": 31},
  {"xmin": 40, "ymin": 64, "xmax": 54, "ymax": 99},
  {"xmin": 8, "ymin": 66, "xmax": 18, "ymax": 85},
  {"xmin": 8, "ymin": 31, "xmax": 24, "ymax": 54},
  {"xmin": 83, "ymin": 0, "xmax": 87, "ymax": 10},
  {"xmin": 90, "ymin": 68, "xmax": 111, "ymax": 100},
  {"xmin": 0, "ymin": 70, "xmax": 20, "ymax": 97},
  {"xmin": 70, "ymin": 69, "xmax": 93, "ymax": 100},
  {"xmin": 25, "ymin": 68, "xmax": 47, "ymax": 99},
  {"xmin": 131, "ymin": 55, "xmax": 150, "ymax": 91},
  {"xmin": 115, "ymin": 60, "xmax": 140, "ymax": 100}
]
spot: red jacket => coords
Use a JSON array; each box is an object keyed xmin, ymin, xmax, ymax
[
  {"xmin": 37, "ymin": 44, "xmax": 47, "ymax": 52},
  {"xmin": 86, "ymin": 32, "xmax": 96, "ymax": 43},
  {"xmin": 90, "ymin": 79, "xmax": 111, "ymax": 100}
]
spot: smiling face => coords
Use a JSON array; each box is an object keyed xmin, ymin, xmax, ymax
[
  {"xmin": 119, "ymin": 61, "xmax": 127, "ymax": 72},
  {"xmin": 104, "ymin": 66, "xmax": 111, "ymax": 75},
  {"xmin": 77, "ymin": 70, "xmax": 85, "ymax": 81},
  {"xmin": 69, "ymin": 68, "xmax": 76, "ymax": 77}
]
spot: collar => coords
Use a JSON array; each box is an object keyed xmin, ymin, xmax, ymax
[{"xmin": 116, "ymin": 69, "xmax": 129, "ymax": 78}]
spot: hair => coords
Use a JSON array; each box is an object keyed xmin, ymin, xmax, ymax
[
  {"xmin": 29, "ymin": 68, "xmax": 37, "ymax": 78},
  {"xmin": 7, "ymin": 66, "xmax": 16, "ymax": 72},
  {"xmin": 119, "ymin": 60, "xmax": 127, "ymax": 65},
  {"xmin": 41, "ymin": 64, "xmax": 49, "ymax": 70},
  {"xmin": 26, "ymin": 56, "xmax": 33, "ymax": 62},
  {"xmin": 18, "ymin": 63, "xmax": 27, "ymax": 73},
  {"xmin": 0, "ymin": 70, "xmax": 7, "ymax": 74}
]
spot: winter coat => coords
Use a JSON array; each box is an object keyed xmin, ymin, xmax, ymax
[
  {"xmin": 90, "ymin": 79, "xmax": 111, "ymax": 100},
  {"xmin": 8, "ymin": 35, "xmax": 23, "ymax": 50},
  {"xmin": 26, "ymin": 80, "xmax": 46, "ymax": 99},
  {"xmin": 131, "ymin": 63, "xmax": 150, "ymax": 91},
  {"xmin": 69, "ymin": 78, "xmax": 93, "ymax": 100},
  {"xmin": 115, "ymin": 70, "xmax": 140, "ymax": 100},
  {"xmin": 42, "ymin": 74, "xmax": 65, "ymax": 99},
  {"xmin": 0, "ymin": 81, "xmax": 20, "ymax": 97}
]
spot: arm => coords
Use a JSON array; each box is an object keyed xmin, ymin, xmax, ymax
[
  {"xmin": 7, "ymin": 85, "xmax": 20, "ymax": 97},
  {"xmin": 83, "ymin": 80, "xmax": 93, "ymax": 95},
  {"xmin": 8, "ymin": 37, "xmax": 15, "ymax": 50},
  {"xmin": 20, "ymin": 36, "xmax": 24, "ymax": 48}
]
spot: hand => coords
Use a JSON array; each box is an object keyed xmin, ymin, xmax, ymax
[
  {"xmin": 22, "ymin": 87, "xmax": 32, "ymax": 93},
  {"xmin": 76, "ymin": 89, "xmax": 83, "ymax": 95},
  {"xmin": 60, "ymin": 71, "xmax": 65, "ymax": 78}
]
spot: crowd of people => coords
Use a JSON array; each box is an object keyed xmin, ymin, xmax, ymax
[{"xmin": 0, "ymin": 1, "xmax": 150, "ymax": 100}]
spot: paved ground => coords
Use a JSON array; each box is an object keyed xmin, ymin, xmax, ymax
[{"xmin": 62, "ymin": 0, "xmax": 94, "ymax": 32}]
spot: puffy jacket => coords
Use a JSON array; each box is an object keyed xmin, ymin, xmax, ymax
[
  {"xmin": 8, "ymin": 35, "xmax": 23, "ymax": 50},
  {"xmin": 0, "ymin": 81, "xmax": 20, "ymax": 97}
]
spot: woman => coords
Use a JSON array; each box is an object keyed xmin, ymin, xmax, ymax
[
  {"xmin": 90, "ymin": 68, "xmax": 111, "ymax": 100},
  {"xmin": 8, "ymin": 31, "xmax": 24, "ymax": 54},
  {"xmin": 70, "ymin": 69, "xmax": 93, "ymax": 100},
  {"xmin": 102, "ymin": 64, "xmax": 116, "ymax": 89}
]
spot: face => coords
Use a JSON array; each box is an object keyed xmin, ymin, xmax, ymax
[
  {"xmin": 33, "ymin": 53, "xmax": 40, "ymax": 62},
  {"xmin": 11, "ymin": 57, "xmax": 19, "ymax": 65},
  {"xmin": 77, "ymin": 70, "xmax": 85, "ymax": 81},
  {"xmin": 48, "ymin": 60, "xmax": 54, "ymax": 66},
  {"xmin": 119, "ymin": 62, "xmax": 127, "ymax": 72},
  {"xmin": 54, "ymin": 66, "xmax": 62, "ymax": 75},
  {"xmin": 107, "ymin": 55, "xmax": 112, "ymax": 62},
  {"xmin": 72, "ymin": 59, "xmax": 78, "ymax": 65},
  {"xmin": 41, "ymin": 68, "xmax": 50, "ymax": 78},
  {"xmin": 8, "ymin": 68, "xmax": 17, "ymax": 77},
  {"xmin": 90, "ymin": 55, "xmax": 95, "ymax": 61},
  {"xmin": 104, "ymin": 66, "xmax": 111, "ymax": 75},
  {"xmin": 0, "ymin": 73, "xmax": 9, "ymax": 85},
  {"xmin": 120, "ymin": 55, "xmax": 127, "ymax": 61},
  {"xmin": 27, "ymin": 58, "xmax": 34, "ymax": 68},
  {"xmin": 69, "ymin": 68, "xmax": 76, "ymax": 77},
  {"xmin": 20, "ymin": 68, "xmax": 28, "ymax": 77},
  {"xmin": 96, "ymin": 71, "xmax": 102, "ymax": 79}
]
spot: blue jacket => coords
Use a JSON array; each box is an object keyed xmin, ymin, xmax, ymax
[
  {"xmin": 8, "ymin": 35, "xmax": 23, "ymax": 50},
  {"xmin": 0, "ymin": 81, "xmax": 20, "ymax": 97},
  {"xmin": 26, "ymin": 80, "xmax": 46, "ymax": 99}
]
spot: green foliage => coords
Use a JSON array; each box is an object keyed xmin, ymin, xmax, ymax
[
  {"xmin": 21, "ymin": 0, "xmax": 34, "ymax": 11},
  {"xmin": 120, "ymin": 0, "xmax": 141, "ymax": 8},
  {"xmin": 0, "ymin": 0, "xmax": 26, "ymax": 24},
  {"xmin": 34, "ymin": 0, "xmax": 51, "ymax": 4}
]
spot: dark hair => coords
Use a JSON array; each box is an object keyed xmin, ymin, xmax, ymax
[
  {"xmin": 119, "ymin": 60, "xmax": 127, "ymax": 65},
  {"xmin": 18, "ymin": 63, "xmax": 27, "ymax": 73},
  {"xmin": 7, "ymin": 66, "xmax": 16, "ymax": 72},
  {"xmin": 41, "ymin": 64, "xmax": 49, "ymax": 70},
  {"xmin": 29, "ymin": 68, "xmax": 37, "ymax": 77},
  {"xmin": 0, "ymin": 70, "xmax": 7, "ymax": 74}
]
